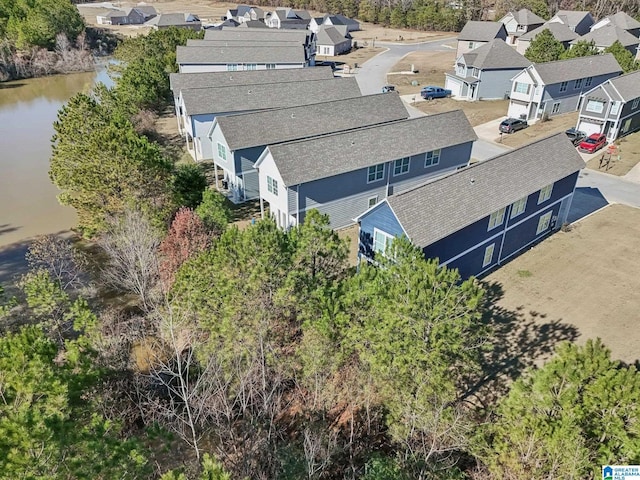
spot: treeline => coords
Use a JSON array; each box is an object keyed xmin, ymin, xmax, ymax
[{"xmin": 0, "ymin": 0, "xmax": 90, "ymax": 80}]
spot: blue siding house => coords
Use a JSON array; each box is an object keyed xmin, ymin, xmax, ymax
[
  {"xmin": 254, "ymin": 110, "xmax": 477, "ymax": 229},
  {"xmin": 357, "ymin": 133, "xmax": 585, "ymax": 279}
]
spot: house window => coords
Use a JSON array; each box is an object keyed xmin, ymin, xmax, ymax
[
  {"xmin": 368, "ymin": 196, "xmax": 378, "ymax": 208},
  {"xmin": 245, "ymin": 63, "xmax": 257, "ymax": 70},
  {"xmin": 551, "ymin": 102, "xmax": 561, "ymax": 114},
  {"xmin": 559, "ymin": 81, "xmax": 568, "ymax": 93},
  {"xmin": 227, "ymin": 63, "xmax": 238, "ymax": 71},
  {"xmin": 585, "ymin": 76, "xmax": 592, "ymax": 87},
  {"xmin": 482, "ymin": 243, "xmax": 495, "ymax": 267},
  {"xmin": 514, "ymin": 82, "xmax": 530, "ymax": 94},
  {"xmin": 488, "ymin": 207, "xmax": 506, "ymax": 231},
  {"xmin": 425, "ymin": 149, "xmax": 441, "ymax": 167},
  {"xmin": 536, "ymin": 211, "xmax": 553, "ymax": 234},
  {"xmin": 633, "ymin": 98, "xmax": 640, "ymax": 109},
  {"xmin": 217, "ymin": 142, "xmax": 227, "ymax": 161},
  {"xmin": 511, "ymin": 196, "xmax": 528, "ymax": 218},
  {"xmin": 472, "ymin": 67, "xmax": 480, "ymax": 77},
  {"xmin": 267, "ymin": 176, "xmax": 278, "ymax": 196},
  {"xmin": 538, "ymin": 183, "xmax": 553, "ymax": 204},
  {"xmin": 322, "ymin": 46, "xmax": 330, "ymax": 55},
  {"xmin": 610, "ymin": 102, "xmax": 620, "ymax": 115},
  {"xmin": 367, "ymin": 164, "xmax": 385, "ymax": 183},
  {"xmin": 266, "ymin": 63, "xmax": 276, "ymax": 69},
  {"xmin": 574, "ymin": 78, "xmax": 583, "ymax": 89},
  {"xmin": 468, "ymin": 41, "xmax": 474, "ymax": 49},
  {"xmin": 393, "ymin": 157, "xmax": 410, "ymax": 176},
  {"xmin": 373, "ymin": 228, "xmax": 394, "ymax": 255},
  {"xmin": 586, "ymin": 99, "xmax": 604, "ymax": 113}
]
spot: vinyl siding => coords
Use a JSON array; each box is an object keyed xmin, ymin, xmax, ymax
[
  {"xmin": 179, "ymin": 63, "xmax": 306, "ymax": 73},
  {"xmin": 541, "ymin": 71, "xmax": 621, "ymax": 118},
  {"xmin": 209, "ymin": 123, "xmax": 235, "ymax": 173},
  {"xmin": 478, "ymin": 69, "xmax": 526, "ymax": 100},
  {"xmin": 358, "ymin": 202, "xmax": 405, "ymax": 259}
]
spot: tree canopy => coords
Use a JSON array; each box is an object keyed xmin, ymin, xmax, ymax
[
  {"xmin": 524, "ymin": 28, "xmax": 565, "ymax": 62},
  {"xmin": 605, "ymin": 40, "xmax": 640, "ymax": 73},
  {"xmin": 561, "ymin": 39, "xmax": 600, "ymax": 59}
]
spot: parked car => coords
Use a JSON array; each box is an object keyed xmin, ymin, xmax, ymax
[
  {"xmin": 565, "ymin": 127, "xmax": 587, "ymax": 146},
  {"xmin": 499, "ymin": 118, "xmax": 528, "ymax": 134},
  {"xmin": 578, "ymin": 133, "xmax": 607, "ymax": 153},
  {"xmin": 381, "ymin": 85, "xmax": 396, "ymax": 93},
  {"xmin": 421, "ymin": 86, "xmax": 451, "ymax": 100}
]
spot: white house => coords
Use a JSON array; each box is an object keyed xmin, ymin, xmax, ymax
[
  {"xmin": 316, "ymin": 25, "xmax": 352, "ymax": 56},
  {"xmin": 498, "ymin": 8, "xmax": 545, "ymax": 46}
]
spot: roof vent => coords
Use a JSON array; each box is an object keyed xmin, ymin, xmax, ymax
[
  {"xmin": 470, "ymin": 178, "xmax": 475, "ymax": 185},
  {"xmin": 248, "ymin": 89, "xmax": 252, "ymax": 94},
  {"xmin": 291, "ymin": 113, "xmax": 295, "ymax": 118},
  {"xmin": 351, "ymin": 140, "xmax": 355, "ymax": 146}
]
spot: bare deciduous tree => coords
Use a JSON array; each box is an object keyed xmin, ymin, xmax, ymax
[{"xmin": 26, "ymin": 234, "xmax": 87, "ymax": 291}]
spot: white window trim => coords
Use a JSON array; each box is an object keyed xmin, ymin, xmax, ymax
[
  {"xmin": 510, "ymin": 196, "xmax": 527, "ymax": 219},
  {"xmin": 266, "ymin": 63, "xmax": 276, "ymax": 69},
  {"xmin": 538, "ymin": 183, "xmax": 553, "ymax": 204},
  {"xmin": 393, "ymin": 157, "xmax": 410, "ymax": 176},
  {"xmin": 559, "ymin": 81, "xmax": 568, "ymax": 93},
  {"xmin": 574, "ymin": 78, "xmax": 582, "ymax": 89},
  {"xmin": 514, "ymin": 82, "xmax": 529, "ymax": 94},
  {"xmin": 482, "ymin": 243, "xmax": 495, "ymax": 267},
  {"xmin": 551, "ymin": 102, "xmax": 561, "ymax": 114},
  {"xmin": 488, "ymin": 207, "xmax": 506, "ymax": 231},
  {"xmin": 217, "ymin": 142, "xmax": 227, "ymax": 162},
  {"xmin": 586, "ymin": 99, "xmax": 604, "ymax": 113},
  {"xmin": 425, "ymin": 149, "xmax": 441, "ymax": 167},
  {"xmin": 610, "ymin": 102, "xmax": 620, "ymax": 115},
  {"xmin": 633, "ymin": 98, "xmax": 640, "ymax": 109},
  {"xmin": 536, "ymin": 211, "xmax": 553, "ymax": 234},
  {"xmin": 373, "ymin": 228, "xmax": 394, "ymax": 256},
  {"xmin": 367, "ymin": 164, "xmax": 385, "ymax": 183},
  {"xmin": 227, "ymin": 63, "xmax": 238, "ymax": 71},
  {"xmin": 585, "ymin": 76, "xmax": 593, "ymax": 87},
  {"xmin": 368, "ymin": 195, "xmax": 379, "ymax": 208},
  {"xmin": 267, "ymin": 175, "xmax": 278, "ymax": 196}
]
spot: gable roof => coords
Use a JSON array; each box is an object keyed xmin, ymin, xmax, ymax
[
  {"xmin": 458, "ymin": 21, "xmax": 507, "ymax": 41},
  {"xmin": 512, "ymin": 8, "xmax": 545, "ymax": 26},
  {"xmin": 603, "ymin": 11, "xmax": 640, "ymax": 31},
  {"xmin": 176, "ymin": 45, "xmax": 306, "ymax": 65},
  {"xmin": 216, "ymin": 94, "xmax": 409, "ymax": 150},
  {"xmin": 316, "ymin": 25, "xmax": 350, "ymax": 46},
  {"xmin": 551, "ymin": 10, "xmax": 592, "ymax": 27},
  {"xmin": 596, "ymin": 70, "xmax": 640, "ymax": 102},
  {"xmin": 170, "ymin": 66, "xmax": 334, "ymax": 92},
  {"xmin": 461, "ymin": 38, "xmax": 531, "ymax": 70},
  {"xmin": 182, "ymin": 77, "xmax": 361, "ymax": 116},
  {"xmin": 146, "ymin": 13, "xmax": 200, "ymax": 27},
  {"xmin": 133, "ymin": 5, "xmax": 157, "ymax": 17},
  {"xmin": 203, "ymin": 28, "xmax": 311, "ymax": 43},
  {"xmin": 238, "ymin": 20, "xmax": 268, "ymax": 28},
  {"xmin": 532, "ymin": 53, "xmax": 622, "ymax": 85},
  {"xmin": 519, "ymin": 22, "xmax": 579, "ymax": 42},
  {"xmin": 574, "ymin": 24, "xmax": 640, "ymax": 48},
  {"xmin": 264, "ymin": 110, "xmax": 476, "ymax": 186},
  {"xmin": 186, "ymin": 39, "xmax": 299, "ymax": 47},
  {"xmin": 324, "ymin": 13, "xmax": 359, "ymax": 26},
  {"xmin": 385, "ymin": 133, "xmax": 584, "ymax": 248}
]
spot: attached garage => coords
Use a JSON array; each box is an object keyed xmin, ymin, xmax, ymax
[
  {"xmin": 577, "ymin": 118, "xmax": 604, "ymax": 136},
  {"xmin": 445, "ymin": 75, "xmax": 463, "ymax": 98},
  {"xmin": 507, "ymin": 99, "xmax": 529, "ymax": 119}
]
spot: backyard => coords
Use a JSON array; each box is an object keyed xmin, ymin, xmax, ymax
[
  {"xmin": 387, "ymin": 49, "xmax": 456, "ymax": 94},
  {"xmin": 485, "ymin": 204, "xmax": 640, "ymax": 364}
]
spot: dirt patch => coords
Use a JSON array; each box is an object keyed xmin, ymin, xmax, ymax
[
  {"xmin": 485, "ymin": 204, "xmax": 640, "ymax": 364},
  {"xmin": 412, "ymin": 97, "xmax": 508, "ymax": 127},
  {"xmin": 497, "ymin": 112, "xmax": 579, "ymax": 148},
  {"xmin": 585, "ymin": 131, "xmax": 640, "ymax": 177},
  {"xmin": 317, "ymin": 46, "xmax": 385, "ymax": 70},
  {"xmin": 387, "ymin": 50, "xmax": 456, "ymax": 94},
  {"xmin": 336, "ymin": 224, "xmax": 359, "ymax": 267},
  {"xmin": 350, "ymin": 24, "xmax": 454, "ymax": 43}
]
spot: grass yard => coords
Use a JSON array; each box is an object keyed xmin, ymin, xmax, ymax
[
  {"xmin": 485, "ymin": 204, "xmax": 640, "ymax": 365},
  {"xmin": 585, "ymin": 130, "xmax": 640, "ymax": 177},
  {"xmin": 317, "ymin": 46, "xmax": 385, "ymax": 70},
  {"xmin": 416, "ymin": 98, "xmax": 509, "ymax": 127},
  {"xmin": 387, "ymin": 50, "xmax": 456, "ymax": 95}
]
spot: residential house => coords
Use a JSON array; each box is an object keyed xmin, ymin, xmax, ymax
[
  {"xmin": 96, "ymin": 6, "xmax": 156, "ymax": 25},
  {"xmin": 145, "ymin": 13, "xmax": 201, "ymax": 31},
  {"xmin": 209, "ymin": 19, "xmax": 241, "ymax": 29},
  {"xmin": 310, "ymin": 14, "xmax": 360, "ymax": 33},
  {"xmin": 516, "ymin": 22, "xmax": 579, "ymax": 55},
  {"xmin": 507, "ymin": 53, "xmax": 622, "ymax": 122},
  {"xmin": 316, "ymin": 25, "xmax": 352, "ymax": 56},
  {"xmin": 456, "ymin": 21, "xmax": 508, "ymax": 57},
  {"xmin": 570, "ymin": 24, "xmax": 639, "ymax": 55},
  {"xmin": 176, "ymin": 45, "xmax": 311, "ymax": 73},
  {"xmin": 169, "ymin": 67, "xmax": 335, "ymax": 134},
  {"xmin": 498, "ymin": 8, "xmax": 545, "ymax": 45},
  {"xmin": 445, "ymin": 38, "xmax": 531, "ymax": 100},
  {"xmin": 590, "ymin": 11, "xmax": 640, "ymax": 37},
  {"xmin": 254, "ymin": 110, "xmax": 477, "ymax": 229},
  {"xmin": 356, "ymin": 133, "xmax": 584, "ymax": 279},
  {"xmin": 179, "ymin": 77, "xmax": 361, "ymax": 161},
  {"xmin": 224, "ymin": 5, "xmax": 251, "ymax": 22},
  {"xmin": 238, "ymin": 20, "xmax": 268, "ymax": 28},
  {"xmin": 547, "ymin": 10, "xmax": 594, "ymax": 35},
  {"xmin": 208, "ymin": 93, "xmax": 409, "ymax": 202},
  {"xmin": 576, "ymin": 70, "xmax": 640, "ymax": 141},
  {"xmin": 265, "ymin": 8, "xmax": 311, "ymax": 29}
]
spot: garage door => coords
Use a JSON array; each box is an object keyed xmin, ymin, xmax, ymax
[
  {"xmin": 445, "ymin": 77, "xmax": 462, "ymax": 98},
  {"xmin": 507, "ymin": 100, "xmax": 528, "ymax": 119},
  {"xmin": 577, "ymin": 119, "xmax": 603, "ymax": 136}
]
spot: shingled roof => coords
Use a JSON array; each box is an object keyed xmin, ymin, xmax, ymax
[
  {"xmin": 181, "ymin": 77, "xmax": 361, "ymax": 116},
  {"xmin": 602, "ymin": 11, "xmax": 640, "ymax": 31},
  {"xmin": 170, "ymin": 67, "xmax": 333, "ymax": 92},
  {"xmin": 461, "ymin": 38, "xmax": 531, "ymax": 70},
  {"xmin": 574, "ymin": 24, "xmax": 640, "ymax": 48},
  {"xmin": 176, "ymin": 45, "xmax": 306, "ymax": 65},
  {"xmin": 203, "ymin": 28, "xmax": 311, "ymax": 43},
  {"xmin": 532, "ymin": 53, "xmax": 622, "ymax": 85},
  {"xmin": 519, "ymin": 22, "xmax": 579, "ymax": 42},
  {"xmin": 551, "ymin": 10, "xmax": 592, "ymax": 27},
  {"xmin": 385, "ymin": 133, "xmax": 584, "ymax": 248},
  {"xmin": 316, "ymin": 25, "xmax": 349, "ymax": 46},
  {"xmin": 186, "ymin": 39, "xmax": 301, "ymax": 47},
  {"xmin": 215, "ymin": 94, "xmax": 408, "ymax": 150},
  {"xmin": 264, "ymin": 110, "xmax": 476, "ymax": 186},
  {"xmin": 458, "ymin": 21, "xmax": 506, "ymax": 41},
  {"xmin": 593, "ymin": 70, "xmax": 640, "ymax": 102},
  {"xmin": 512, "ymin": 8, "xmax": 545, "ymax": 26}
]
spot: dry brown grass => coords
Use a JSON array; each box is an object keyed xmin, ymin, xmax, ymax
[
  {"xmin": 586, "ymin": 131, "xmax": 640, "ymax": 176},
  {"xmin": 316, "ymin": 46, "xmax": 385, "ymax": 69},
  {"xmin": 497, "ymin": 112, "xmax": 579, "ymax": 148},
  {"xmin": 336, "ymin": 224, "xmax": 360, "ymax": 267},
  {"xmin": 411, "ymin": 98, "xmax": 509, "ymax": 127},
  {"xmin": 387, "ymin": 50, "xmax": 456, "ymax": 94},
  {"xmin": 350, "ymin": 24, "xmax": 454, "ymax": 43}
]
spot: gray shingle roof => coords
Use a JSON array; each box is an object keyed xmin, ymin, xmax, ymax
[
  {"xmin": 170, "ymin": 67, "xmax": 333, "ymax": 92},
  {"xmin": 204, "ymin": 28, "xmax": 311, "ymax": 43},
  {"xmin": 604, "ymin": 11, "xmax": 640, "ymax": 31},
  {"xmin": 182, "ymin": 77, "xmax": 361, "ymax": 116},
  {"xmin": 216, "ymin": 93, "xmax": 409, "ymax": 150},
  {"xmin": 317, "ymin": 26, "xmax": 349, "ymax": 46},
  {"xmin": 460, "ymin": 38, "xmax": 531, "ymax": 69},
  {"xmin": 177, "ymin": 45, "xmax": 306, "ymax": 65},
  {"xmin": 238, "ymin": 20, "xmax": 268, "ymax": 28},
  {"xmin": 386, "ymin": 133, "xmax": 584, "ymax": 248},
  {"xmin": 533, "ymin": 53, "xmax": 622, "ymax": 85},
  {"xmin": 266, "ymin": 110, "xmax": 476, "ymax": 186},
  {"xmin": 458, "ymin": 21, "xmax": 506, "ymax": 41},
  {"xmin": 551, "ymin": 10, "xmax": 592, "ymax": 27},
  {"xmin": 147, "ymin": 13, "xmax": 200, "ymax": 27},
  {"xmin": 574, "ymin": 24, "xmax": 640, "ymax": 48},
  {"xmin": 186, "ymin": 39, "xmax": 300, "ymax": 47},
  {"xmin": 603, "ymin": 70, "xmax": 640, "ymax": 102},
  {"xmin": 513, "ymin": 8, "xmax": 545, "ymax": 26},
  {"xmin": 519, "ymin": 22, "xmax": 579, "ymax": 42}
]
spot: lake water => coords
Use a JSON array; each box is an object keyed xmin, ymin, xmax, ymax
[{"xmin": 0, "ymin": 67, "xmax": 111, "ymax": 248}]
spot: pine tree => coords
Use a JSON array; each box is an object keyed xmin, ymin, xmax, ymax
[{"xmin": 524, "ymin": 29, "xmax": 565, "ymax": 63}]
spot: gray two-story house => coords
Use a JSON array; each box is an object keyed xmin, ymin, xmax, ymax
[
  {"xmin": 254, "ymin": 110, "xmax": 477, "ymax": 230},
  {"xmin": 498, "ymin": 8, "xmax": 545, "ymax": 46},
  {"xmin": 507, "ymin": 54, "xmax": 622, "ymax": 122},
  {"xmin": 456, "ymin": 21, "xmax": 508, "ymax": 57},
  {"xmin": 576, "ymin": 70, "xmax": 640, "ymax": 141},
  {"xmin": 208, "ymin": 93, "xmax": 409, "ymax": 203},
  {"xmin": 445, "ymin": 38, "xmax": 531, "ymax": 100},
  {"xmin": 516, "ymin": 22, "xmax": 579, "ymax": 55},
  {"xmin": 547, "ymin": 10, "xmax": 594, "ymax": 35}
]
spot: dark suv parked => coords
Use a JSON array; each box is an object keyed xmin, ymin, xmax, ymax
[
  {"xmin": 499, "ymin": 118, "xmax": 528, "ymax": 134},
  {"xmin": 564, "ymin": 127, "xmax": 587, "ymax": 146}
]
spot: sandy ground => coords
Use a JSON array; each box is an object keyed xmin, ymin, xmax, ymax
[
  {"xmin": 485, "ymin": 204, "xmax": 640, "ymax": 365},
  {"xmin": 317, "ymin": 46, "xmax": 385, "ymax": 69},
  {"xmin": 586, "ymin": 130, "xmax": 640, "ymax": 177}
]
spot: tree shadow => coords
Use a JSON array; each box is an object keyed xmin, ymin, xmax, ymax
[
  {"xmin": 0, "ymin": 224, "xmax": 21, "ymax": 237},
  {"xmin": 461, "ymin": 280, "xmax": 580, "ymax": 409}
]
